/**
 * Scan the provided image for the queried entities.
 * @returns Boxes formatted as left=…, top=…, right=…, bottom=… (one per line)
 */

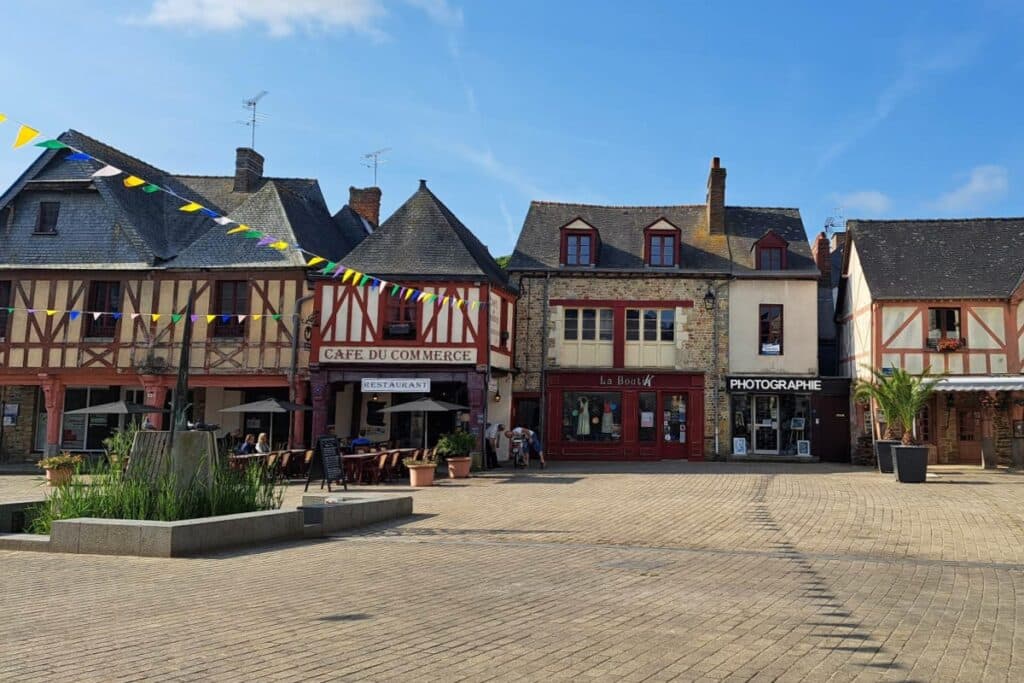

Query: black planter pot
left=875, top=440, right=899, bottom=473
left=893, top=445, right=928, bottom=483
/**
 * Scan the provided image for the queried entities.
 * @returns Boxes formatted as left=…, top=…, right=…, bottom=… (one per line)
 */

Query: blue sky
left=2, top=1, right=1023, bottom=257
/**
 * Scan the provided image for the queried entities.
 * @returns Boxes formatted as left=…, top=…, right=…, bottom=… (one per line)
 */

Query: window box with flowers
left=936, top=337, right=965, bottom=353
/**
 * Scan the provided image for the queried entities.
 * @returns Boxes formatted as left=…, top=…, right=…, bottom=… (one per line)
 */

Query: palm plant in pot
left=854, top=366, right=901, bottom=473
left=859, top=367, right=941, bottom=483
left=434, top=431, right=476, bottom=479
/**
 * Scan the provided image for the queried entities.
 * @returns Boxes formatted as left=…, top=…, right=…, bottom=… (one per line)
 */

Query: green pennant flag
left=271, top=314, right=282, bottom=321
left=320, top=261, right=337, bottom=275
left=35, top=140, right=69, bottom=150
left=141, top=184, right=161, bottom=193
left=390, top=284, right=400, bottom=296
left=243, top=230, right=263, bottom=239
left=5, top=307, right=12, bottom=314
left=171, top=313, right=183, bottom=324
left=358, top=274, right=369, bottom=287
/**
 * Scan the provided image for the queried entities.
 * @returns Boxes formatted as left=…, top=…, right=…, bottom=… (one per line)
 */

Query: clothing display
left=601, top=403, right=613, bottom=433
left=576, top=397, right=590, bottom=436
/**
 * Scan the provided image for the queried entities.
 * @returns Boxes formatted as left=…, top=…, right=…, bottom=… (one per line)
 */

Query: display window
left=730, top=392, right=811, bottom=455
left=562, top=391, right=621, bottom=442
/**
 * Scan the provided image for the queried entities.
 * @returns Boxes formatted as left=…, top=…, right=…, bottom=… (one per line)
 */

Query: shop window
left=213, top=280, right=249, bottom=338
left=759, top=304, right=783, bottom=355
left=927, top=308, right=961, bottom=350
left=563, top=308, right=612, bottom=341
left=731, top=394, right=751, bottom=450
left=60, top=386, right=121, bottom=451
left=664, top=393, right=688, bottom=444
left=562, top=392, right=621, bottom=442
left=85, top=281, right=121, bottom=338
left=0, top=280, right=10, bottom=341
left=384, top=296, right=417, bottom=340
left=638, top=392, right=656, bottom=442
left=35, top=201, right=60, bottom=234
left=626, top=309, right=674, bottom=342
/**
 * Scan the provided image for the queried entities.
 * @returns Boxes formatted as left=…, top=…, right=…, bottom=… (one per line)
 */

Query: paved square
left=2, top=462, right=1023, bottom=682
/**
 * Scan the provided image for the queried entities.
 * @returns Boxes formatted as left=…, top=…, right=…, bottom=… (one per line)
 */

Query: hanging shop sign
left=727, top=376, right=823, bottom=393
left=361, top=378, right=431, bottom=393
left=321, top=346, right=477, bottom=364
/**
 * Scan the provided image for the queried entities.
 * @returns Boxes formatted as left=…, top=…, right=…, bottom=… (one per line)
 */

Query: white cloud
left=405, top=0, right=463, bottom=28
left=833, top=190, right=891, bottom=216
left=449, top=143, right=546, bottom=199
left=138, top=0, right=387, bottom=37
left=934, top=165, right=1009, bottom=212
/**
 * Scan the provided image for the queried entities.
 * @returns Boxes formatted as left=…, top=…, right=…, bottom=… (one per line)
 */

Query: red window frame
left=561, top=227, right=597, bottom=266
left=647, top=234, right=676, bottom=266
left=85, top=281, right=121, bottom=338
left=759, top=304, right=784, bottom=355
left=213, top=280, right=249, bottom=338
left=384, top=296, right=418, bottom=340
left=757, top=247, right=785, bottom=270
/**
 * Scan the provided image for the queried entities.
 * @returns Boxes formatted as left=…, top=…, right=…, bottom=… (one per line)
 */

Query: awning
left=933, top=376, right=1024, bottom=392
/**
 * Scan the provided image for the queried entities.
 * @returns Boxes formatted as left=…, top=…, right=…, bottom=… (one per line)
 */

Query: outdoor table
left=342, top=452, right=379, bottom=484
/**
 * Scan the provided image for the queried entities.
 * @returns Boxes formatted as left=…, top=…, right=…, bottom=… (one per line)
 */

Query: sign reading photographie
left=361, top=378, right=431, bottom=393
left=726, top=376, right=823, bottom=393
left=320, top=346, right=477, bottom=364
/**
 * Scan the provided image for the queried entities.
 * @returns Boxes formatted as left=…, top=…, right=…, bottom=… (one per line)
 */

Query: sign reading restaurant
left=361, top=378, right=431, bottom=392
left=727, top=376, right=823, bottom=392
left=320, top=346, right=478, bottom=364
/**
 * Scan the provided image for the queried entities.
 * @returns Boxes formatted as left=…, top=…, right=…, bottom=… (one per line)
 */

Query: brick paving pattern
left=2, top=462, right=1023, bottom=681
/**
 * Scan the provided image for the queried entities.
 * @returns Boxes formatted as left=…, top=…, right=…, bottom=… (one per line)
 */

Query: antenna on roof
left=241, top=90, right=269, bottom=149
left=824, top=206, right=845, bottom=238
left=362, top=148, right=391, bottom=186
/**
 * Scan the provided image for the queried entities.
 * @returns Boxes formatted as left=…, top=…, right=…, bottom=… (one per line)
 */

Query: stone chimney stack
left=706, top=156, right=726, bottom=235
left=234, top=148, right=264, bottom=193
left=348, top=186, right=382, bottom=227
left=812, top=231, right=832, bottom=283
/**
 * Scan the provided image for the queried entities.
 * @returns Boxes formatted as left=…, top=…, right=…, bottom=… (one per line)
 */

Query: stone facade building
left=509, top=157, right=821, bottom=460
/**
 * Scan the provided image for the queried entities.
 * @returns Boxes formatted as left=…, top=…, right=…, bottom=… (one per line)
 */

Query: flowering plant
left=37, top=452, right=84, bottom=471
left=936, top=338, right=962, bottom=352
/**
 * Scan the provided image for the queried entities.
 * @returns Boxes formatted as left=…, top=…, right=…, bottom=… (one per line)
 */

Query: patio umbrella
left=378, top=398, right=469, bottom=448
left=64, top=401, right=168, bottom=415
left=219, top=398, right=312, bottom=447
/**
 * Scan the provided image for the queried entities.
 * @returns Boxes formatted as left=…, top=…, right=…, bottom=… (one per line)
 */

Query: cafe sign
left=320, top=346, right=478, bottom=365
left=361, top=378, right=431, bottom=393
left=727, top=376, right=822, bottom=393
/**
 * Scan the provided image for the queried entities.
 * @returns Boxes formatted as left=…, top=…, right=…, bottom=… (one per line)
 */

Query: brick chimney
left=349, top=186, right=381, bottom=227
left=811, top=231, right=831, bottom=283
left=234, top=148, right=264, bottom=193
left=706, top=156, right=726, bottom=235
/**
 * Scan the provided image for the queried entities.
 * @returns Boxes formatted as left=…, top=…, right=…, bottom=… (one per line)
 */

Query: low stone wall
left=0, top=493, right=413, bottom=557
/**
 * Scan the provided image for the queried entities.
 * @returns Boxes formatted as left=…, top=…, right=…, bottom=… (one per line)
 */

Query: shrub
left=433, top=431, right=476, bottom=461
left=37, top=452, right=84, bottom=471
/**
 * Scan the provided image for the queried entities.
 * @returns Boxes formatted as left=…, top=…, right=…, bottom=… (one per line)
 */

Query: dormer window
left=644, top=219, right=680, bottom=267
left=560, top=220, right=599, bottom=266
left=35, top=201, right=60, bottom=234
left=752, top=230, right=789, bottom=271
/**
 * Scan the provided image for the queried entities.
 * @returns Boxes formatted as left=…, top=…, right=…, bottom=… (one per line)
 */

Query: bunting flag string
left=0, top=110, right=491, bottom=312
left=0, top=305, right=284, bottom=327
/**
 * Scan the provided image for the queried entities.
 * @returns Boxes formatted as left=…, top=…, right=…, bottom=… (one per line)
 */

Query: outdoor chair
left=264, top=452, right=280, bottom=479
left=299, top=449, right=314, bottom=477
left=411, top=448, right=423, bottom=462
left=388, top=450, right=402, bottom=479
left=278, top=451, right=292, bottom=478
left=374, top=452, right=390, bottom=484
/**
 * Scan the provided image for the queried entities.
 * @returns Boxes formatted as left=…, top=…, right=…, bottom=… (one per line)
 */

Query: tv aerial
left=362, top=148, right=391, bottom=186
left=824, top=206, right=845, bottom=238
left=240, top=91, right=269, bottom=149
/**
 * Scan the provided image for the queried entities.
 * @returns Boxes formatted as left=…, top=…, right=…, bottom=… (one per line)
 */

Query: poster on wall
left=640, top=411, right=654, bottom=428
left=733, top=437, right=748, bottom=455
left=2, top=403, right=18, bottom=426
left=797, top=440, right=811, bottom=456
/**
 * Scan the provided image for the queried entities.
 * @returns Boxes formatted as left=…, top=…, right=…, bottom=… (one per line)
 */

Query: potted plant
left=404, top=452, right=437, bottom=487
left=936, top=338, right=963, bottom=352
left=37, top=452, right=83, bottom=487
left=854, top=366, right=901, bottom=473
left=102, top=423, right=139, bottom=472
left=434, top=431, right=476, bottom=479
left=872, top=367, right=941, bottom=483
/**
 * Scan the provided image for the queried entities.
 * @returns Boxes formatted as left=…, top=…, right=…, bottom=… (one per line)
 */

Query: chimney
left=234, top=147, right=264, bottom=193
left=706, top=156, right=726, bottom=234
left=812, top=231, right=831, bottom=283
left=348, top=186, right=382, bottom=227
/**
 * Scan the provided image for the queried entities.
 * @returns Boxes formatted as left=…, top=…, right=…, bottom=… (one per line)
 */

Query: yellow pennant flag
left=206, top=314, right=217, bottom=324
left=441, top=296, right=449, bottom=306
left=13, top=124, right=39, bottom=148
left=0, top=114, right=7, bottom=124
left=178, top=202, right=204, bottom=213
left=123, top=176, right=146, bottom=188
left=457, top=299, right=464, bottom=309
left=269, top=241, right=288, bottom=250
left=306, top=256, right=325, bottom=267
left=252, top=314, right=262, bottom=321
left=46, top=309, right=57, bottom=316
left=151, top=314, right=160, bottom=322
left=341, top=269, right=355, bottom=284
left=226, top=225, right=249, bottom=235
left=404, top=288, right=414, bottom=301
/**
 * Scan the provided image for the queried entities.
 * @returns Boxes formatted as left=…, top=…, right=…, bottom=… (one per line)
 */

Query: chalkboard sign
left=304, top=436, right=347, bottom=492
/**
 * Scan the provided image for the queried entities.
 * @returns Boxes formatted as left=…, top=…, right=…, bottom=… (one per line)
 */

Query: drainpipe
left=482, top=283, right=491, bottom=464
left=289, top=290, right=314, bottom=447
left=710, top=278, right=730, bottom=460
left=539, top=272, right=551, bottom=447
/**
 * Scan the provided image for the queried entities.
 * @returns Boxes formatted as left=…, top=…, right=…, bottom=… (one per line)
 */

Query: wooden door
left=956, top=408, right=982, bottom=464
left=814, top=395, right=852, bottom=462
left=658, top=391, right=689, bottom=459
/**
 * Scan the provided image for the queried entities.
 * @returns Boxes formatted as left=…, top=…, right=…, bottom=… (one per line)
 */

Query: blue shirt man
left=351, top=432, right=371, bottom=447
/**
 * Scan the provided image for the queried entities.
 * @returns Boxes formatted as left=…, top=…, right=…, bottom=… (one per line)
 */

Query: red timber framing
left=0, top=269, right=311, bottom=455
left=550, top=298, right=694, bottom=368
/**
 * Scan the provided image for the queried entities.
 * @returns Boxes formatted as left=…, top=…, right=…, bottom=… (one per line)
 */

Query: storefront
left=545, top=371, right=705, bottom=460
left=727, top=376, right=823, bottom=457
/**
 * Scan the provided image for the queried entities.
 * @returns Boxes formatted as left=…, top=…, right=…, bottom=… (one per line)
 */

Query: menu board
left=304, top=435, right=347, bottom=492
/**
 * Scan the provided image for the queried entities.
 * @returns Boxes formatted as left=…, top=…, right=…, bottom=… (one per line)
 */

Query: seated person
left=236, top=433, right=256, bottom=454
left=351, top=431, right=371, bottom=448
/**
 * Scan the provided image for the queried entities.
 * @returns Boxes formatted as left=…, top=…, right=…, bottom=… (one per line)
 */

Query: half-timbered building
left=0, top=131, right=370, bottom=457
left=838, top=218, right=1024, bottom=466
left=310, top=180, right=515, bottom=450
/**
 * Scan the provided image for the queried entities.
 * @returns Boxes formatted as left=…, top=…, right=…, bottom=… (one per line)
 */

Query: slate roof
left=0, top=129, right=361, bottom=270
left=846, top=218, right=1024, bottom=299
left=336, top=180, right=511, bottom=288
left=508, top=202, right=817, bottom=276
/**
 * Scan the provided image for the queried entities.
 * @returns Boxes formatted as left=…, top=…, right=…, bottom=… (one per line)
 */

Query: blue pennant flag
left=199, top=208, right=218, bottom=218
left=112, top=312, right=123, bottom=320
left=69, top=311, right=80, bottom=321
left=65, top=152, right=92, bottom=162
left=221, top=315, right=231, bottom=323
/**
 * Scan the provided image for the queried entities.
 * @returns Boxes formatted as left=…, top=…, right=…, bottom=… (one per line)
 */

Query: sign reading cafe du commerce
left=727, top=376, right=823, bottom=392
left=320, top=346, right=478, bottom=364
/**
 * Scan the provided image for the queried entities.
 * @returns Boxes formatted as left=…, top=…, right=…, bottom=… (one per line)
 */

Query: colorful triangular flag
left=358, top=274, right=370, bottom=287
left=252, top=314, right=262, bottom=321
left=220, top=315, right=231, bottom=323
left=171, top=313, right=183, bottom=324
left=271, top=314, right=282, bottom=321
left=256, top=236, right=274, bottom=246
left=391, top=284, right=400, bottom=296
left=0, top=114, right=6, bottom=124
left=178, top=202, right=203, bottom=213
left=142, top=184, right=161, bottom=193
left=341, top=269, right=355, bottom=284
left=46, top=309, right=57, bottom=316
left=319, top=261, right=337, bottom=275
left=65, top=152, right=91, bottom=161
left=242, top=230, right=263, bottom=239
left=269, top=241, right=288, bottom=250
left=123, top=176, right=146, bottom=188
left=199, top=208, right=218, bottom=218
left=131, top=313, right=140, bottom=321
left=69, top=310, right=80, bottom=321
left=226, top=225, right=249, bottom=235
left=214, top=217, right=233, bottom=226
left=190, top=314, right=199, bottom=323
left=151, top=314, right=160, bottom=322
left=13, top=125, right=39, bottom=148
left=112, top=312, right=122, bottom=320
left=92, top=165, right=122, bottom=178
left=35, top=140, right=69, bottom=150
left=306, top=256, right=325, bottom=267
left=206, top=314, right=217, bottom=324
left=237, top=315, right=247, bottom=323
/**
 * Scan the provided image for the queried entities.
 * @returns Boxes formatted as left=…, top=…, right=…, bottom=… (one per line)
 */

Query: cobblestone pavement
left=2, top=462, right=1024, bottom=682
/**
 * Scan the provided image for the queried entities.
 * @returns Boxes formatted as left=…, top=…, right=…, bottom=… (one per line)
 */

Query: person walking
left=485, top=422, right=504, bottom=468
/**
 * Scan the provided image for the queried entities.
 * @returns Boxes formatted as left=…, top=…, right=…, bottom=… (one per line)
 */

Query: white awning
left=933, top=376, right=1024, bottom=392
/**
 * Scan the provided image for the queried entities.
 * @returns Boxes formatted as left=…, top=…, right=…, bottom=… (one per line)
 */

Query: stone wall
left=0, top=386, right=38, bottom=463
left=511, top=272, right=730, bottom=457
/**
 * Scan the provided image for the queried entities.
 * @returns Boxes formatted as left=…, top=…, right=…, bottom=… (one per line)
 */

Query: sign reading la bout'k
left=320, top=346, right=478, bottom=364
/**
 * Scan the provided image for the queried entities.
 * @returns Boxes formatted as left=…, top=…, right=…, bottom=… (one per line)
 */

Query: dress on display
left=576, top=397, right=590, bottom=436
left=601, top=402, right=613, bottom=432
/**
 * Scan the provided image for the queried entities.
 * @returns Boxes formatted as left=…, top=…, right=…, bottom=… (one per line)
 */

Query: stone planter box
left=0, top=493, right=413, bottom=557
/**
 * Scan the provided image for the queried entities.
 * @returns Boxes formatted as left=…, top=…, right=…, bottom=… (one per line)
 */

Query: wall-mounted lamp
left=371, top=393, right=379, bottom=402
left=703, top=286, right=717, bottom=311
left=494, top=387, right=502, bottom=403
